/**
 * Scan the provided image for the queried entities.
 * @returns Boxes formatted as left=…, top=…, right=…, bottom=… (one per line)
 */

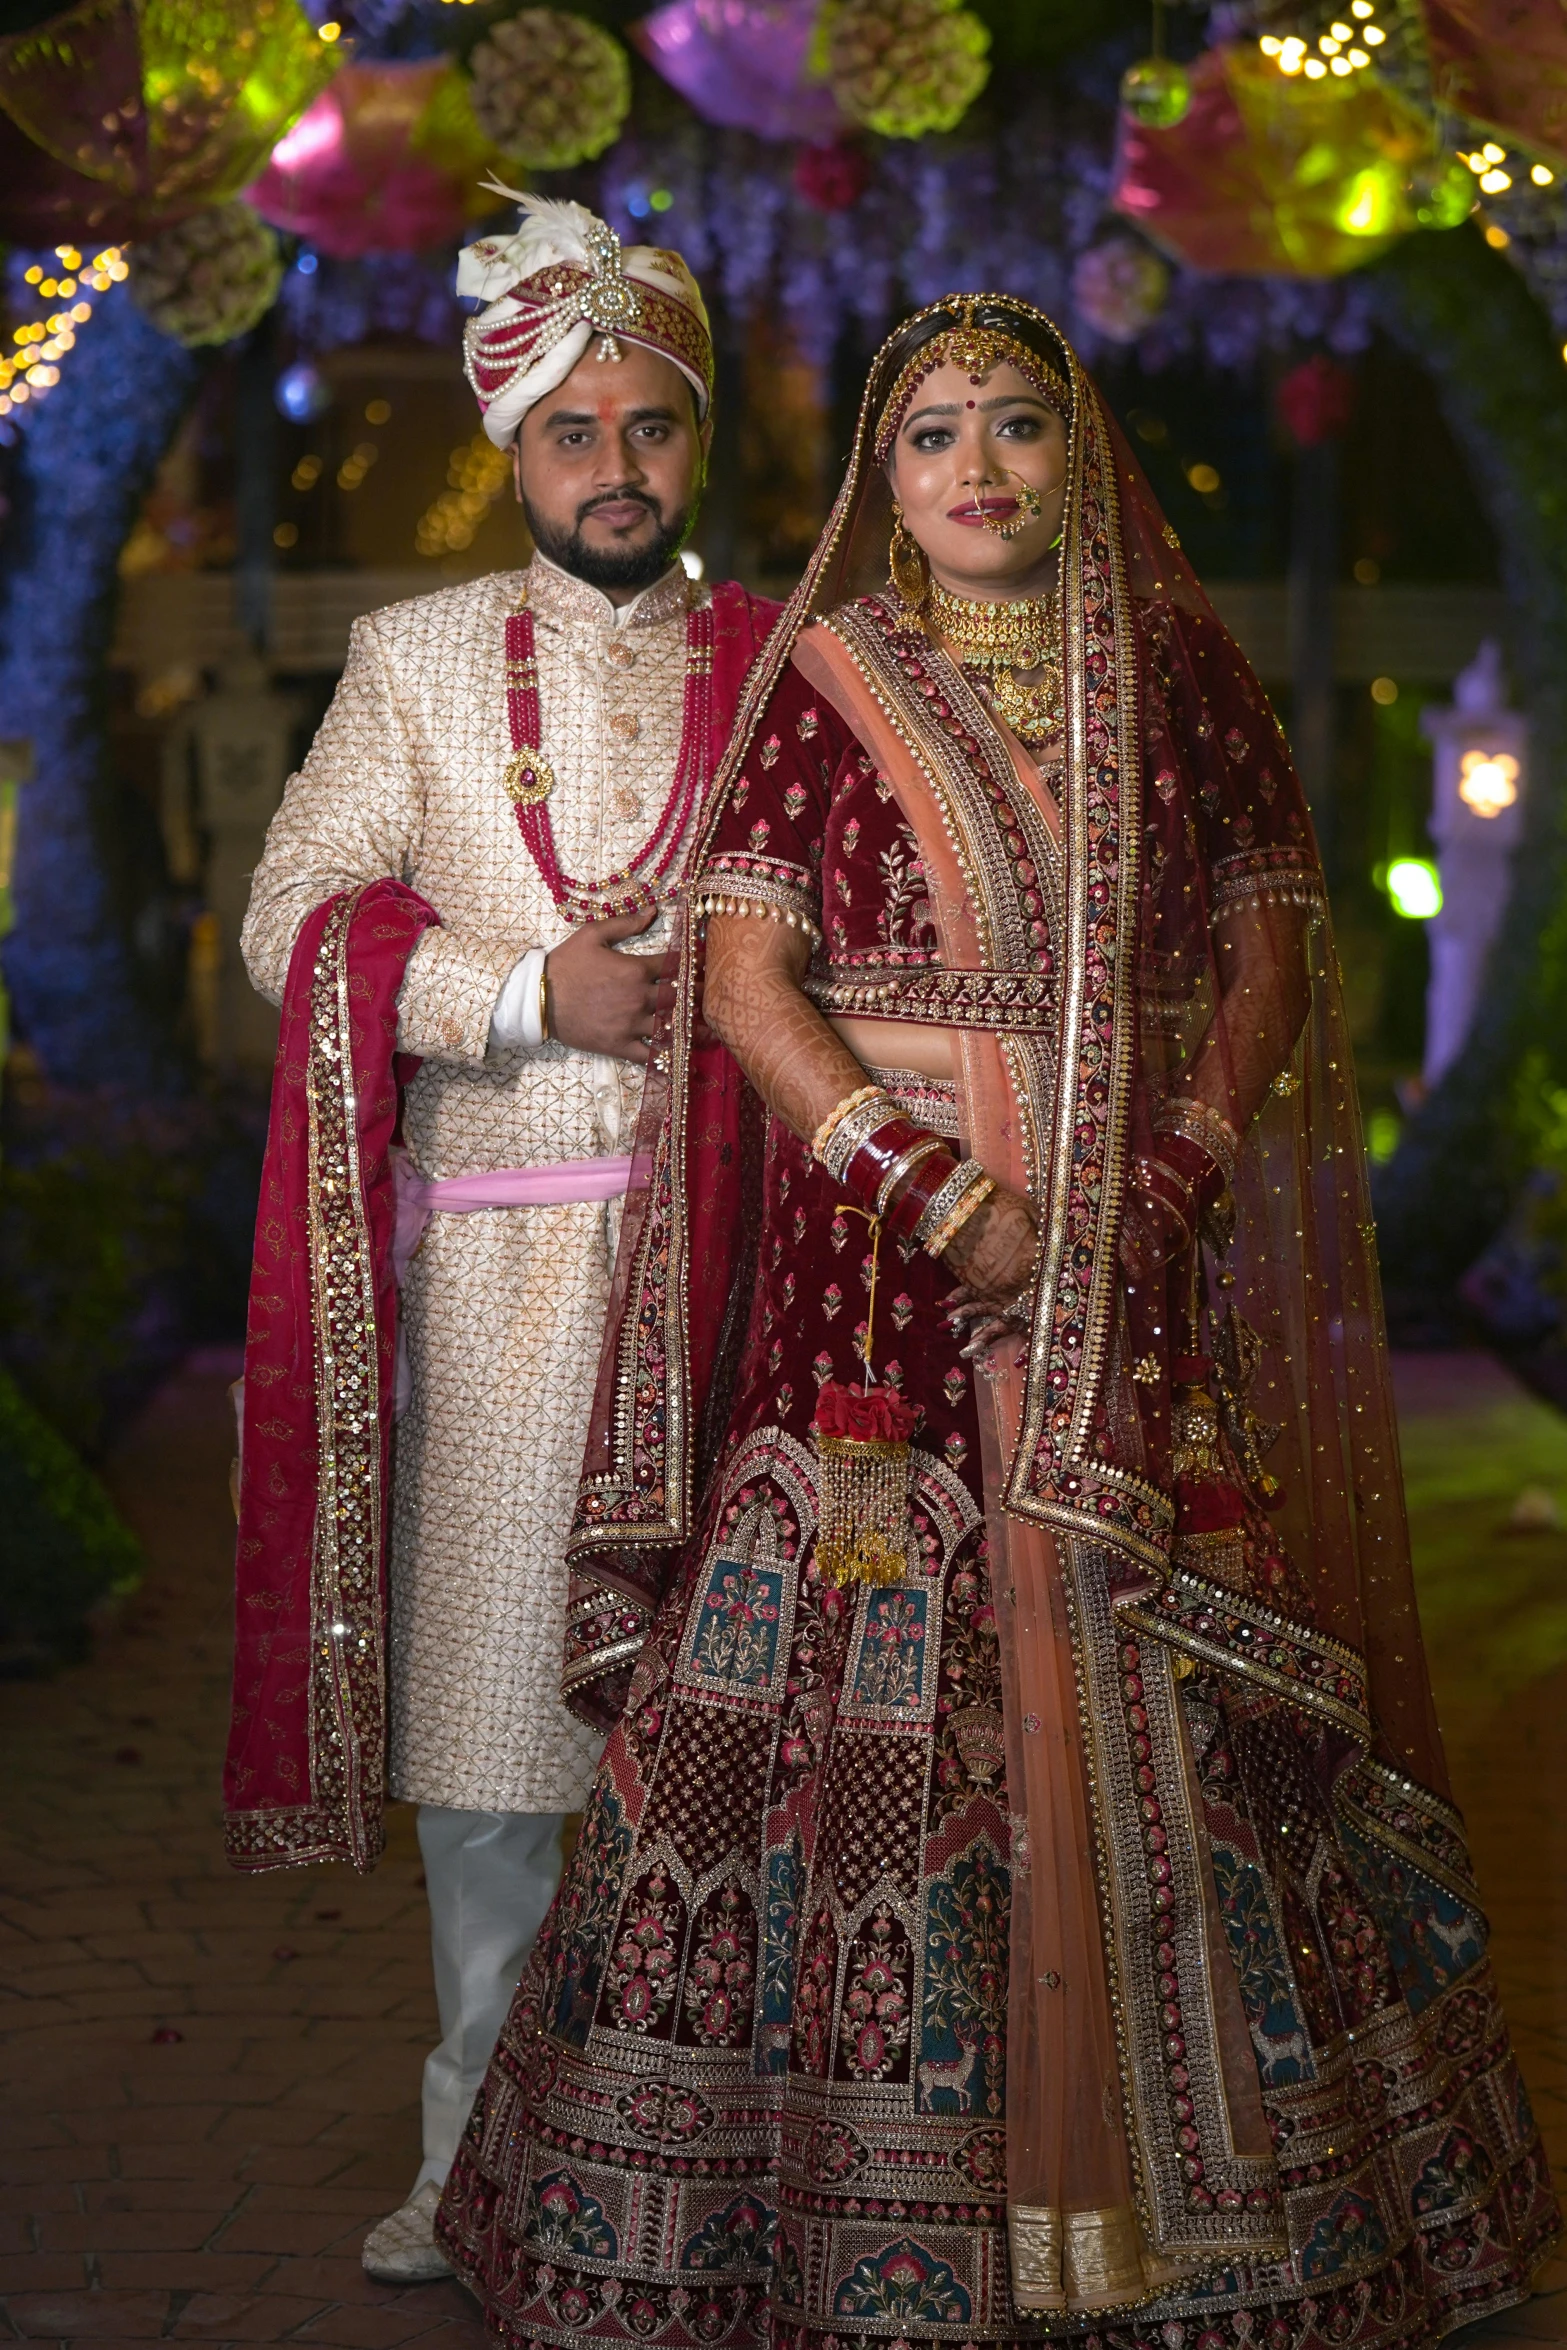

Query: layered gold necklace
left=927, top=578, right=1064, bottom=748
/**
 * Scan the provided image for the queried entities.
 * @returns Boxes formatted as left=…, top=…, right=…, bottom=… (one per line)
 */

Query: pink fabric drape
left=795, top=623, right=1193, bottom=2307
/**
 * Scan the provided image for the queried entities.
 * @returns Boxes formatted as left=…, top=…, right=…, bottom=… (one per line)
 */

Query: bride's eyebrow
left=903, top=393, right=1052, bottom=425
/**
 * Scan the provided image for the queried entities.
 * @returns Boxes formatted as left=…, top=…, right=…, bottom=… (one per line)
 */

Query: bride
left=438, top=295, right=1556, bottom=2348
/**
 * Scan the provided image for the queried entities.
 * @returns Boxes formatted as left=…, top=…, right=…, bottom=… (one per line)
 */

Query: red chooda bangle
left=882, top=1144, right=961, bottom=1241
left=838, top=1117, right=931, bottom=1216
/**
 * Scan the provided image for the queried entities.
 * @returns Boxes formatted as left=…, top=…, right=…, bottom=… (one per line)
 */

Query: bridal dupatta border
left=224, top=880, right=436, bottom=1872
left=563, top=584, right=781, bottom=1723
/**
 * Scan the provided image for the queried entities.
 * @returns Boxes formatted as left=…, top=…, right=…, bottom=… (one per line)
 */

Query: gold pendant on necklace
left=504, top=750, right=556, bottom=807
left=987, top=665, right=1061, bottom=748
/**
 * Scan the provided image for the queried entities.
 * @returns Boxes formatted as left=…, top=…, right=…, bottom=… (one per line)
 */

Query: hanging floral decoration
left=0, top=0, right=338, bottom=242
left=794, top=136, right=872, bottom=213
left=246, top=59, right=498, bottom=259
left=819, top=0, right=990, bottom=142
left=1274, top=352, right=1357, bottom=447
left=128, top=198, right=282, bottom=345
left=634, top=0, right=841, bottom=145
left=1113, top=42, right=1442, bottom=277
left=467, top=9, right=631, bottom=172
left=595, top=97, right=1381, bottom=379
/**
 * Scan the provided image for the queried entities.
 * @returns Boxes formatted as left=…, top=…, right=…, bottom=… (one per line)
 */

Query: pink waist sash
left=390, top=1145, right=634, bottom=1287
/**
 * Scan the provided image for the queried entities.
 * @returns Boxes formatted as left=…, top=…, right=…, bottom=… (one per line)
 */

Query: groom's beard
left=524, top=486, right=692, bottom=594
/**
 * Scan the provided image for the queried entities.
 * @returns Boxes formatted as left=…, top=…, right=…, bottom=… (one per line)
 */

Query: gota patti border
left=1333, top=1753, right=1483, bottom=1910
left=1064, top=1540, right=1288, bottom=2263
left=225, top=889, right=388, bottom=1873
left=1118, top=1564, right=1373, bottom=1742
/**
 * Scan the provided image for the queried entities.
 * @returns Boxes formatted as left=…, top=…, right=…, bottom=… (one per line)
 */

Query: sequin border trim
left=1116, top=1564, right=1372, bottom=1742
left=224, top=888, right=388, bottom=1872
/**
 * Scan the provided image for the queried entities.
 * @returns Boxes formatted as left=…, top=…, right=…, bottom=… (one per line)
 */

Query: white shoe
left=362, top=2179, right=454, bottom=2284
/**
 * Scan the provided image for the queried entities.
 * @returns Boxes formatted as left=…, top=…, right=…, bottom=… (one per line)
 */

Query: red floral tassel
left=811, top=1380, right=919, bottom=1588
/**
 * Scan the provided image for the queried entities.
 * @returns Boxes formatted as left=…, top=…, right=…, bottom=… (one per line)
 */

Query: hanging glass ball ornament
left=1410, top=157, right=1477, bottom=231
left=1119, top=54, right=1191, bottom=129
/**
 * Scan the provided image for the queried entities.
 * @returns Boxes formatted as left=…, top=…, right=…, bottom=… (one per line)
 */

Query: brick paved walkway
left=1, top=1358, right=483, bottom=2346
left=0, top=1351, right=1563, bottom=2345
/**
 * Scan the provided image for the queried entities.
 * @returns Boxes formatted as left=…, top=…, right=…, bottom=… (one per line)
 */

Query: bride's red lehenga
left=438, top=298, right=1557, bottom=2348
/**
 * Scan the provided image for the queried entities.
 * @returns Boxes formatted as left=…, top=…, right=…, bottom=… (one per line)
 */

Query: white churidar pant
left=413, top=1805, right=566, bottom=2193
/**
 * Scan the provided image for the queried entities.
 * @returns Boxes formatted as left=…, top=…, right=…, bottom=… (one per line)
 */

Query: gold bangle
left=924, top=1169, right=997, bottom=1259
left=811, top=1082, right=884, bottom=1165
left=538, top=957, right=551, bottom=1044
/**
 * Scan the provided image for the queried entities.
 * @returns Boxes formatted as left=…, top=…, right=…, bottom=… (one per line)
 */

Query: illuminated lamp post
left=1418, top=639, right=1527, bottom=1088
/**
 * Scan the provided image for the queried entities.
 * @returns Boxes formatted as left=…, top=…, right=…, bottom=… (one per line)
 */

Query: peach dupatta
left=794, top=622, right=1210, bottom=2314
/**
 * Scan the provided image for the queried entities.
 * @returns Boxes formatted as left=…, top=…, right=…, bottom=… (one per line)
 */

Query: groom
left=235, top=198, right=777, bottom=2281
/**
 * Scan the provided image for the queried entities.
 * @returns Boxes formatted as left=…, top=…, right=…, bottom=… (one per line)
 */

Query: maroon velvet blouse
left=694, top=605, right=1318, bottom=1034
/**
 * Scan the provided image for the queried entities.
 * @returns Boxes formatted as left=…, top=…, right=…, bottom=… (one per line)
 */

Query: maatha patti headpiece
left=873, top=296, right=1072, bottom=461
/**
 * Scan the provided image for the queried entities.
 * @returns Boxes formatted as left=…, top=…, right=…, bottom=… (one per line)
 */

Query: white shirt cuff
left=489, top=945, right=549, bottom=1052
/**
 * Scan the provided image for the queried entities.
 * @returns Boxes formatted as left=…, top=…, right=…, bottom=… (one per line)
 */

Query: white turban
left=458, top=186, right=714, bottom=449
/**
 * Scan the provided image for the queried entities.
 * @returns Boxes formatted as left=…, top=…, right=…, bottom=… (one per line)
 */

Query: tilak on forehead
left=458, top=185, right=715, bottom=450
left=873, top=298, right=1073, bottom=463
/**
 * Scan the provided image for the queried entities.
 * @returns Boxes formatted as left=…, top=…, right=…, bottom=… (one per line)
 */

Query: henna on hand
left=545, top=903, right=677, bottom=1065
left=702, top=912, right=867, bottom=1139
left=944, top=1286, right=1029, bottom=1362
left=939, top=1183, right=1037, bottom=1307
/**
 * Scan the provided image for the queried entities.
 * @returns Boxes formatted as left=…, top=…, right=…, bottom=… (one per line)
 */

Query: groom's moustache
left=577, top=487, right=662, bottom=527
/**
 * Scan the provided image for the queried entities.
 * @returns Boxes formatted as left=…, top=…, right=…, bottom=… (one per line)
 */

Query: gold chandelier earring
left=889, top=498, right=929, bottom=612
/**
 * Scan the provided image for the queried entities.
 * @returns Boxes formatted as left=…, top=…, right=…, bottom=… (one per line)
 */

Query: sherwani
left=242, top=552, right=702, bottom=1815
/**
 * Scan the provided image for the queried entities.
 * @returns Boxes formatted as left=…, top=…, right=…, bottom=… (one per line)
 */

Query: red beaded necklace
left=503, top=580, right=714, bottom=925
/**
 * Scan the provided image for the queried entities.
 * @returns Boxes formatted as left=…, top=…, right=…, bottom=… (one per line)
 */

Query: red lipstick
left=947, top=496, right=1019, bottom=527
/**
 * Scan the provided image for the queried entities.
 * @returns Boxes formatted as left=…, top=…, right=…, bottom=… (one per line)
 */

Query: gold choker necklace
left=926, top=579, right=1063, bottom=748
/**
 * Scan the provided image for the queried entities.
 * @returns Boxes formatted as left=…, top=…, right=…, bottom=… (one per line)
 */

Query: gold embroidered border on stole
left=301, top=888, right=388, bottom=1870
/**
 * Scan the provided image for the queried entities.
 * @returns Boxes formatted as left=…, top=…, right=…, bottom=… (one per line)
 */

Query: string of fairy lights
left=1259, top=2, right=1386, bottom=79
left=1255, top=4, right=1554, bottom=190
left=1254, top=4, right=1565, bottom=338
left=0, top=244, right=129, bottom=426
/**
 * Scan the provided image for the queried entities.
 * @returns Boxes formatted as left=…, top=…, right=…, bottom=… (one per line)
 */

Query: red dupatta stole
left=224, top=880, right=435, bottom=1872
left=568, top=302, right=1555, bottom=2314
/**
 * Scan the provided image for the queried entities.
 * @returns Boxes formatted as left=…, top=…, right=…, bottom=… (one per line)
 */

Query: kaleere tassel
left=811, top=1379, right=919, bottom=1587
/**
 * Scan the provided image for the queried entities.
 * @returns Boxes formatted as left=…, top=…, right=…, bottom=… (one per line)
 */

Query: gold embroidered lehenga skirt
left=437, top=1108, right=1553, bottom=2350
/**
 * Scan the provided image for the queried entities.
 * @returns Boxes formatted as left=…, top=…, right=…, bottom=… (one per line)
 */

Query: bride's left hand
left=944, top=1283, right=1030, bottom=1362
left=1118, top=1191, right=1190, bottom=1283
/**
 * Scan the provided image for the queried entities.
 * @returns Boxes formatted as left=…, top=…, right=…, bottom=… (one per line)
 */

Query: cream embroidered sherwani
left=242, top=553, right=701, bottom=1813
